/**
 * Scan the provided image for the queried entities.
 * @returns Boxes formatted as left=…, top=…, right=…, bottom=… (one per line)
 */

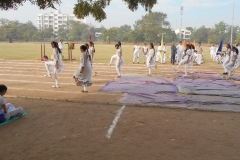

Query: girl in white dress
left=226, top=46, right=238, bottom=78
left=174, top=44, right=192, bottom=76
left=146, top=43, right=156, bottom=75
left=115, top=44, right=124, bottom=78
left=234, top=46, right=240, bottom=69
left=133, top=43, right=140, bottom=64
left=44, top=41, right=64, bottom=88
left=73, top=45, right=92, bottom=93
left=189, top=44, right=195, bottom=73
left=110, top=41, right=122, bottom=65
left=89, top=42, right=97, bottom=76
left=209, top=44, right=216, bottom=60
left=222, top=44, right=231, bottom=75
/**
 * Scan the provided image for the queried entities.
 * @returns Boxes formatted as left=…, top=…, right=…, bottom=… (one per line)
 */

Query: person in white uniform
left=110, top=41, right=122, bottom=65
left=146, top=43, right=156, bottom=75
left=142, top=43, right=148, bottom=64
left=189, top=44, right=195, bottom=73
left=162, top=43, right=167, bottom=63
left=209, top=44, right=216, bottom=60
left=222, top=44, right=231, bottom=75
left=115, top=44, right=124, bottom=78
left=226, top=46, right=238, bottom=78
left=73, top=45, right=92, bottom=93
left=237, top=43, right=240, bottom=53
left=44, top=41, right=65, bottom=88
left=195, top=42, right=204, bottom=65
left=174, top=44, right=192, bottom=76
left=176, top=41, right=184, bottom=64
left=133, top=43, right=141, bottom=64
left=156, top=43, right=161, bottom=64
left=234, top=45, right=240, bottom=69
left=89, top=41, right=97, bottom=76
left=58, top=39, right=64, bottom=53
left=0, top=84, right=23, bottom=120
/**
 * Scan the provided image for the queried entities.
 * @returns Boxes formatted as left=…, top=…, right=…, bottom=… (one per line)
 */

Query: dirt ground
left=1, top=60, right=240, bottom=160
left=1, top=98, right=240, bottom=160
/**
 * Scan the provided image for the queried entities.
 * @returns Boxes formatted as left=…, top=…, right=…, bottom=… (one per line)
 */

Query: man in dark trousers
left=171, top=42, right=177, bottom=65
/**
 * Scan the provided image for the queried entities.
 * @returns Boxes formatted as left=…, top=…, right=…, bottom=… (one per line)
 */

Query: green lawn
left=0, top=43, right=213, bottom=64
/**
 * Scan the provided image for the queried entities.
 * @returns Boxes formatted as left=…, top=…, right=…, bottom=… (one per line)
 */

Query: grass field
left=0, top=42, right=213, bottom=64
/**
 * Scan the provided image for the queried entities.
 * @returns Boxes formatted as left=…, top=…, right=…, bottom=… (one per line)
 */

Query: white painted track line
left=0, top=79, right=104, bottom=86
left=106, top=105, right=126, bottom=139
left=8, top=87, right=120, bottom=95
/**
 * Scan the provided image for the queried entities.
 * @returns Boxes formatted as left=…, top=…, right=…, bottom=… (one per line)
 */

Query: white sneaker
left=52, top=84, right=60, bottom=88
left=183, top=74, right=188, bottom=77
left=44, top=74, right=51, bottom=78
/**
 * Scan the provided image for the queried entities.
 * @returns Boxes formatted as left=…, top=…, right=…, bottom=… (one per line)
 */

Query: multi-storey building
left=175, top=28, right=192, bottom=40
left=37, top=9, right=86, bottom=33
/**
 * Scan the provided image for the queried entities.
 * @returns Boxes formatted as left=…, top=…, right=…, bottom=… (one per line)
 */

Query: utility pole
left=230, top=0, right=235, bottom=46
left=180, top=6, right=184, bottom=40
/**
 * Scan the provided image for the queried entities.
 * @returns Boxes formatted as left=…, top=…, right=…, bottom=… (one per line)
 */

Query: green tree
left=133, top=12, right=172, bottom=42
left=186, top=27, right=194, bottom=32
left=73, top=0, right=157, bottom=22
left=68, top=21, right=90, bottom=41
left=0, top=0, right=60, bottom=10
left=0, top=20, right=20, bottom=42
left=18, top=21, right=38, bottom=42
left=101, top=27, right=119, bottom=43
left=209, top=21, right=228, bottom=43
left=190, top=26, right=209, bottom=43
left=57, top=25, right=68, bottom=40
left=1, top=0, right=157, bottom=22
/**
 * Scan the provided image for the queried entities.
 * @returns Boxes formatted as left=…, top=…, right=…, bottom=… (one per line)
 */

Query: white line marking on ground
left=8, top=87, right=119, bottom=95
left=106, top=105, right=126, bottom=139
left=0, top=74, right=113, bottom=81
left=0, top=70, right=119, bottom=76
left=0, top=79, right=104, bottom=86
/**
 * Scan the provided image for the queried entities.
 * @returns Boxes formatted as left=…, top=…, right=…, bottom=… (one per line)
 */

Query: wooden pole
left=44, top=43, right=46, bottom=56
left=68, top=43, right=70, bottom=60
left=41, top=44, right=42, bottom=60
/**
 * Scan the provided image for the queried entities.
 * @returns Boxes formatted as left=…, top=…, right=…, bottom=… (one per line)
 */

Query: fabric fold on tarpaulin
left=175, top=79, right=240, bottom=97
left=119, top=93, right=240, bottom=111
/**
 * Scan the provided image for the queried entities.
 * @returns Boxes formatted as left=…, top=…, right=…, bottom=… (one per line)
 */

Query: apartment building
left=37, top=9, right=86, bottom=33
left=175, top=28, right=192, bottom=40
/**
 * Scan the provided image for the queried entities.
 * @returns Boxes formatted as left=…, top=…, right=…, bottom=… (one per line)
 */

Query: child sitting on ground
left=0, top=84, right=23, bottom=121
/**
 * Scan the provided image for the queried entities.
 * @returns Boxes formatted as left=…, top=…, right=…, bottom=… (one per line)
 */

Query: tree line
left=0, top=12, right=239, bottom=44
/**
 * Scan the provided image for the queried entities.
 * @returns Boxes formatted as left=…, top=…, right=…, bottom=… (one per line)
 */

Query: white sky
left=0, top=0, right=239, bottom=29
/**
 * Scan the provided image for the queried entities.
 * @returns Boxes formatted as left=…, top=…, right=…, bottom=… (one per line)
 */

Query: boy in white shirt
left=0, top=84, right=23, bottom=120
left=133, top=43, right=141, bottom=64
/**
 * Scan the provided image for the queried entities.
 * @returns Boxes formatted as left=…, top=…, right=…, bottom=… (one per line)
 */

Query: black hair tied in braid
left=51, top=41, right=62, bottom=54
left=150, top=43, right=155, bottom=57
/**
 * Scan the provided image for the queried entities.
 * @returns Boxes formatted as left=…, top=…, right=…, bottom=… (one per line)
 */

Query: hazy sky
left=0, top=0, right=239, bottom=29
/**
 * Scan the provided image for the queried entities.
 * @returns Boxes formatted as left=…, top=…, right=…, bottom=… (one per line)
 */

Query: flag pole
left=230, top=0, right=235, bottom=46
